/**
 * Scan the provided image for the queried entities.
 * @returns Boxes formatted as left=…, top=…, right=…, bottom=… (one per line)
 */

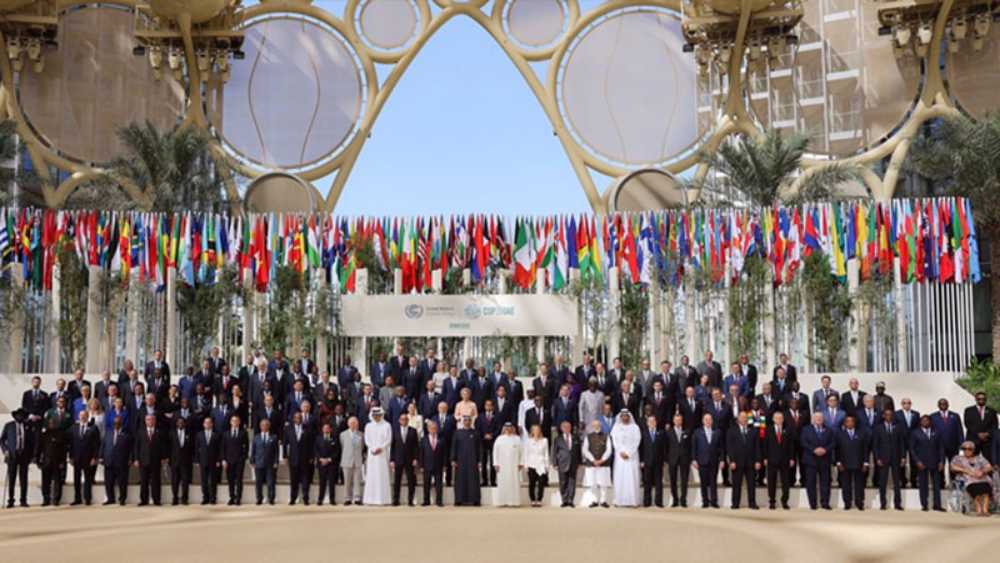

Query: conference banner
left=339, top=294, right=579, bottom=337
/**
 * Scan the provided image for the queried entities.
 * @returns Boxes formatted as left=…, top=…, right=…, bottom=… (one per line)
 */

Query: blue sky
left=245, top=0, right=602, bottom=215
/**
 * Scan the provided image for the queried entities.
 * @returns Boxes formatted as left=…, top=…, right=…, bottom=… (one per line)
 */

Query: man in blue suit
left=820, top=394, right=846, bottom=431
left=99, top=417, right=132, bottom=505
left=800, top=412, right=835, bottom=510
left=692, top=413, right=722, bottom=508
left=722, top=363, right=750, bottom=399
left=910, top=415, right=945, bottom=511
left=387, top=386, right=409, bottom=426
left=551, top=384, right=578, bottom=431
left=834, top=415, right=869, bottom=510
left=252, top=419, right=279, bottom=505
left=440, top=367, right=464, bottom=412
left=811, top=375, right=839, bottom=413
left=929, top=398, right=963, bottom=483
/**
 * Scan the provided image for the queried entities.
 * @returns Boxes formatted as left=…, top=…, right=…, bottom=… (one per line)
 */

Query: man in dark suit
left=773, top=353, right=797, bottom=386
left=533, top=362, right=558, bottom=410
left=67, top=369, right=91, bottom=404
left=252, top=395, right=283, bottom=439
left=195, top=417, right=222, bottom=505
left=737, top=354, right=758, bottom=397
left=336, top=355, right=358, bottom=390
left=762, top=411, right=795, bottom=510
left=283, top=412, right=315, bottom=505
left=133, top=414, right=165, bottom=506
left=640, top=415, right=665, bottom=507
left=840, top=377, right=866, bottom=416
left=477, top=400, right=502, bottom=486
left=144, top=349, right=171, bottom=381
left=402, top=356, right=423, bottom=400
left=574, top=353, right=596, bottom=394
left=800, top=412, right=834, bottom=510
left=314, top=422, right=340, bottom=506
left=221, top=415, right=249, bottom=505
left=872, top=408, right=906, bottom=510
left=100, top=418, right=131, bottom=505
left=910, top=415, right=945, bottom=511
left=391, top=413, right=419, bottom=506
left=20, top=376, right=50, bottom=431
left=421, top=419, right=447, bottom=506
left=168, top=416, right=194, bottom=505
left=523, top=396, right=551, bottom=438
left=370, top=352, right=390, bottom=391
left=696, top=351, right=722, bottom=390
left=493, top=385, right=515, bottom=426
left=551, top=420, right=580, bottom=507
left=252, top=419, right=279, bottom=505
left=664, top=413, right=691, bottom=507
left=646, top=380, right=672, bottom=429
left=93, top=371, right=117, bottom=404
left=755, top=383, right=781, bottom=418
left=614, top=380, right=643, bottom=420
left=2, top=409, right=35, bottom=508
left=726, top=411, right=760, bottom=509
left=930, top=398, right=964, bottom=482
left=692, top=413, right=722, bottom=508
left=834, top=415, right=869, bottom=510
left=418, top=380, right=442, bottom=420
left=549, top=355, right=572, bottom=391
left=894, top=398, right=920, bottom=488
left=551, top=384, right=578, bottom=431
left=964, top=392, right=998, bottom=462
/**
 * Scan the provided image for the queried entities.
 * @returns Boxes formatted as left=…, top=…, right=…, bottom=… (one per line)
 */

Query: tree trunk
left=991, top=229, right=1000, bottom=362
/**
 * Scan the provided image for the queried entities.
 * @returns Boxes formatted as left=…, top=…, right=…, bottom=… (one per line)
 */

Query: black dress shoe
left=20, top=501, right=30, bottom=508
left=153, top=502, right=162, bottom=506
left=590, top=502, right=599, bottom=508
left=268, top=500, right=275, bottom=505
left=5, top=501, right=13, bottom=508
left=749, top=505, right=759, bottom=510
left=670, top=501, right=679, bottom=508
left=172, top=499, right=179, bottom=506
left=711, top=502, right=720, bottom=509
left=601, top=503, right=610, bottom=508
left=436, top=502, right=444, bottom=507
left=71, top=500, right=82, bottom=506
left=118, top=500, right=126, bottom=506
left=731, top=506, right=740, bottom=510
left=344, top=501, right=352, bottom=506
left=821, top=505, right=832, bottom=510
left=782, top=503, right=790, bottom=510
left=137, top=501, right=148, bottom=507
left=768, top=503, right=776, bottom=510
left=421, top=502, right=430, bottom=507
left=201, top=500, right=209, bottom=506
left=303, top=500, right=310, bottom=506
left=103, top=500, right=115, bottom=506
left=933, top=507, right=946, bottom=512
left=256, top=500, right=263, bottom=505
left=655, top=503, right=664, bottom=508
left=680, top=501, right=687, bottom=508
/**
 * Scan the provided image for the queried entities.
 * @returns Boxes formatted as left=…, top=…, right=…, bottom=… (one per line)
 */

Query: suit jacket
left=195, top=430, right=222, bottom=467
left=705, top=400, right=732, bottom=432
left=963, top=405, right=998, bottom=445
left=523, top=407, right=551, bottom=434
left=251, top=433, right=279, bottom=469
left=551, top=431, right=580, bottom=473
left=811, top=388, right=840, bottom=413
left=820, top=407, right=846, bottom=431
left=772, top=364, right=798, bottom=385
left=100, top=430, right=131, bottom=467
left=833, top=428, right=869, bottom=469
left=369, top=362, right=390, bottom=388
left=726, top=425, right=759, bottom=467
left=418, top=392, right=442, bottom=420
left=840, top=390, right=867, bottom=415
left=69, top=423, right=101, bottom=466
left=133, top=427, right=165, bottom=466
left=476, top=411, right=503, bottom=442
left=282, top=424, right=315, bottom=465
left=339, top=429, right=365, bottom=468
left=640, top=428, right=666, bottom=467
left=799, top=424, right=835, bottom=466
left=391, top=425, right=419, bottom=465
left=740, top=364, right=758, bottom=395
left=664, top=426, right=692, bottom=465
left=532, top=375, right=558, bottom=409
left=440, top=377, right=464, bottom=409
left=856, top=407, right=880, bottom=433
left=929, top=410, right=964, bottom=453
left=20, top=388, right=51, bottom=419
left=168, top=429, right=194, bottom=467
left=221, top=429, right=249, bottom=464
left=551, top=396, right=578, bottom=428
left=909, top=428, right=945, bottom=468
left=1, top=421, right=36, bottom=459
left=872, top=422, right=907, bottom=466
left=696, top=361, right=722, bottom=389
left=420, top=434, right=447, bottom=471
left=894, top=409, right=921, bottom=439
left=613, top=391, right=643, bottom=420
left=144, top=360, right=171, bottom=380
left=692, top=427, right=722, bottom=466
left=313, top=433, right=341, bottom=463
left=762, top=424, right=795, bottom=466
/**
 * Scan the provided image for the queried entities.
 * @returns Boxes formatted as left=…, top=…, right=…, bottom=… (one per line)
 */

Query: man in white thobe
left=362, top=408, right=392, bottom=505
left=492, top=423, right=523, bottom=507
left=582, top=420, right=612, bottom=507
left=610, top=410, right=641, bottom=507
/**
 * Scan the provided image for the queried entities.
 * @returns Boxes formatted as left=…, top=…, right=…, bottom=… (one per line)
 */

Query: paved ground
left=1, top=505, right=998, bottom=563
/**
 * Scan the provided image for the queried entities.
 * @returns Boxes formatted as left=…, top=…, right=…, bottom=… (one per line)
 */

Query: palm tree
left=695, top=129, right=863, bottom=207
left=75, top=121, right=232, bottom=212
left=908, top=112, right=1000, bottom=360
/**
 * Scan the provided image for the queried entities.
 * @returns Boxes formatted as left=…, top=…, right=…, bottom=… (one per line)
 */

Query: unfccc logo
left=464, top=304, right=482, bottom=319
left=404, top=304, right=424, bottom=319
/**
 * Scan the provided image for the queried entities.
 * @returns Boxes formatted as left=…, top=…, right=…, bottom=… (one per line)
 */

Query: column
left=893, top=257, right=908, bottom=372
left=315, top=274, right=328, bottom=375
left=165, top=268, right=178, bottom=370
left=536, top=272, right=546, bottom=363
left=763, top=285, right=776, bottom=370
left=125, top=270, right=140, bottom=363
left=85, top=265, right=102, bottom=373
left=607, top=267, right=620, bottom=362
left=847, top=258, right=861, bottom=372
left=357, top=268, right=369, bottom=369
left=241, top=276, right=255, bottom=365
left=5, top=268, right=26, bottom=374
left=570, top=269, right=584, bottom=361
left=684, top=286, right=698, bottom=361
left=46, top=263, right=61, bottom=373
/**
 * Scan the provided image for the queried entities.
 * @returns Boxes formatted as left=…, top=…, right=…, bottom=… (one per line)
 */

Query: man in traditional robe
left=362, top=408, right=392, bottom=506
left=582, top=420, right=612, bottom=508
left=492, top=423, right=523, bottom=507
left=451, top=416, right=481, bottom=506
left=610, top=410, right=641, bottom=507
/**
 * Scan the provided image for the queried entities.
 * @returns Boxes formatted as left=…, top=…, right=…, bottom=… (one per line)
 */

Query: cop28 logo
left=464, top=304, right=482, bottom=319
left=404, top=304, right=424, bottom=319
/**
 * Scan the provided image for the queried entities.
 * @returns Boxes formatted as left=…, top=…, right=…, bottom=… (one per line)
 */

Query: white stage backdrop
left=339, top=294, right=579, bottom=337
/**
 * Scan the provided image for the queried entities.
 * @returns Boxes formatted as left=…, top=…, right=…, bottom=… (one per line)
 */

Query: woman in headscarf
left=610, top=410, right=641, bottom=507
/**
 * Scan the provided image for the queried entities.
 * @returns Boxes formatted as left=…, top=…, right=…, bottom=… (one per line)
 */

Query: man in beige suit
left=340, top=416, right=365, bottom=505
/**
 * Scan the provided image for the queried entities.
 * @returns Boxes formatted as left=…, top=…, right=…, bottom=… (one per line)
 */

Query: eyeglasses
left=961, top=447, right=974, bottom=451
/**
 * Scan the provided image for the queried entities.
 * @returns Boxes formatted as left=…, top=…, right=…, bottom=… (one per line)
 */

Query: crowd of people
left=2, top=347, right=998, bottom=516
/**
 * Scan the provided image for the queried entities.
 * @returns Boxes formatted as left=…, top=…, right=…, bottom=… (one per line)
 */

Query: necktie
left=148, top=428, right=153, bottom=440
left=179, top=432, right=184, bottom=447
left=650, top=430, right=655, bottom=442
left=741, top=427, right=746, bottom=438
left=925, top=429, right=930, bottom=439
left=16, top=424, right=22, bottom=451
left=113, top=431, right=118, bottom=446
left=565, top=435, right=570, bottom=449
left=431, top=435, right=437, bottom=449
left=776, top=428, right=782, bottom=443
left=848, top=430, right=854, bottom=439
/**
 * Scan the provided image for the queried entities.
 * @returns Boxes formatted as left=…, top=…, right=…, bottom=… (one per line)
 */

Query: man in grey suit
left=251, top=419, right=279, bottom=505
left=340, top=416, right=365, bottom=505
left=551, top=420, right=580, bottom=507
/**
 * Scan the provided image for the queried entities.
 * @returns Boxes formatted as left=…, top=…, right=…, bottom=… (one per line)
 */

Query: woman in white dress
left=524, top=424, right=550, bottom=507
left=492, top=423, right=523, bottom=507
left=610, top=410, right=641, bottom=507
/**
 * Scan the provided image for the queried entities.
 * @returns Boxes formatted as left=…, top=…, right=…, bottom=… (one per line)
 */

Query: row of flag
left=0, top=198, right=981, bottom=294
